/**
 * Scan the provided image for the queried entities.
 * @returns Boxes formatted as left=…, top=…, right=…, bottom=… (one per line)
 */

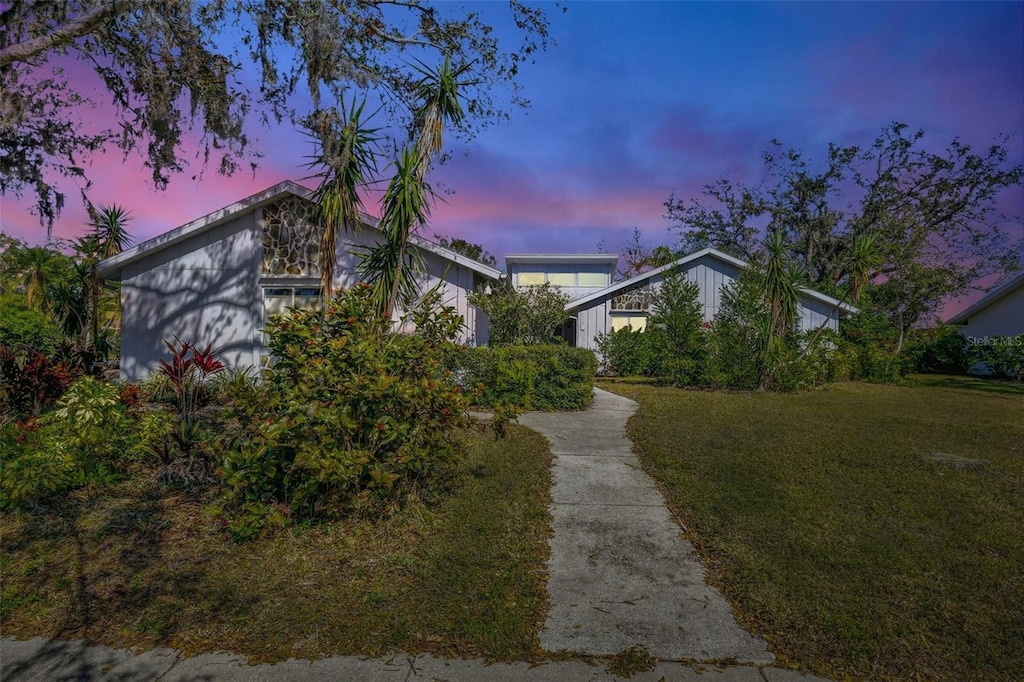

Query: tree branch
left=0, top=2, right=126, bottom=68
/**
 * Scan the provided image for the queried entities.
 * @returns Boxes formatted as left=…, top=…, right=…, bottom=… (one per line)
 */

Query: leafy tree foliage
left=433, top=235, right=497, bottom=266
left=468, top=281, right=570, bottom=346
left=1, top=0, right=554, bottom=236
left=602, top=227, right=677, bottom=280
left=666, top=123, right=1023, bottom=344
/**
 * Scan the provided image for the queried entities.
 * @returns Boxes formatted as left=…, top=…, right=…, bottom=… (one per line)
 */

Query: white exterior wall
left=119, top=207, right=490, bottom=381
left=570, top=255, right=841, bottom=351
left=120, top=213, right=262, bottom=382
left=956, top=284, right=1024, bottom=339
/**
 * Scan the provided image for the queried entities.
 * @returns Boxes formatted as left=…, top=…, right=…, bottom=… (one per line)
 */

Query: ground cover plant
left=0, top=425, right=553, bottom=662
left=600, top=376, right=1024, bottom=681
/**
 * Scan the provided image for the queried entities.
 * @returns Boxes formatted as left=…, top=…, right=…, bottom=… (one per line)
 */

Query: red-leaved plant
left=155, top=337, right=224, bottom=481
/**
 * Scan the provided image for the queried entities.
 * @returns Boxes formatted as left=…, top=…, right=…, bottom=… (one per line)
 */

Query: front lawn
left=601, top=376, right=1024, bottom=681
left=0, top=426, right=552, bottom=663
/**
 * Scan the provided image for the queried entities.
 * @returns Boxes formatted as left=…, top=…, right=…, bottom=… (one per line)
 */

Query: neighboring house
left=98, top=181, right=502, bottom=381
left=945, top=272, right=1024, bottom=339
left=513, top=248, right=857, bottom=351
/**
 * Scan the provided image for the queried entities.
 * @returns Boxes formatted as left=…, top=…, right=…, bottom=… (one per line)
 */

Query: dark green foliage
left=469, top=282, right=570, bottom=346
left=595, top=273, right=708, bottom=385
left=0, top=294, right=62, bottom=353
left=646, top=274, right=709, bottom=386
left=433, top=235, right=497, bottom=266
left=706, top=268, right=769, bottom=390
left=906, top=326, right=968, bottom=374
left=596, top=327, right=659, bottom=377
left=968, top=336, right=1024, bottom=381
left=455, top=344, right=597, bottom=410
left=216, top=285, right=470, bottom=538
left=833, top=305, right=909, bottom=383
left=0, top=377, right=131, bottom=509
left=0, top=344, right=83, bottom=419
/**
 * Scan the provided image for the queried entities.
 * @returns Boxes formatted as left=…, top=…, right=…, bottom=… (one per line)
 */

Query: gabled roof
left=945, top=272, right=1024, bottom=325
left=565, top=247, right=859, bottom=315
left=97, top=180, right=503, bottom=281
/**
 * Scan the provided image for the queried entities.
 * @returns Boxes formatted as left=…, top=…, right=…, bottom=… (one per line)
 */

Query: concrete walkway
left=519, top=388, right=773, bottom=663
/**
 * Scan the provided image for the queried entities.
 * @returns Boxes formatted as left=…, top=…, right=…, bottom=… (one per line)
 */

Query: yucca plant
left=303, top=100, right=381, bottom=297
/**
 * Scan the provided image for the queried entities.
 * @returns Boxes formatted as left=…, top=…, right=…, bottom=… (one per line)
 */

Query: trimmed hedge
left=455, top=344, right=598, bottom=411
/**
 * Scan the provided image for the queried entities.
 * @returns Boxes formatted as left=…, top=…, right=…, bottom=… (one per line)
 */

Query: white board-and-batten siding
left=118, top=209, right=485, bottom=382
left=570, top=255, right=841, bottom=352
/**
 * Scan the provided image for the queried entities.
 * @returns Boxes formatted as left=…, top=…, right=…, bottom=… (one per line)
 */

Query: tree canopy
left=665, top=123, right=1023, bottom=336
left=0, top=0, right=554, bottom=237
left=433, top=235, right=497, bottom=266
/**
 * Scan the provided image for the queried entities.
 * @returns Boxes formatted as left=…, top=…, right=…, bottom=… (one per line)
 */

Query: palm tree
left=304, top=100, right=380, bottom=298
left=358, top=146, right=432, bottom=319
left=758, top=229, right=802, bottom=391
left=363, top=56, right=467, bottom=319
left=82, top=203, right=133, bottom=350
left=12, top=246, right=67, bottom=310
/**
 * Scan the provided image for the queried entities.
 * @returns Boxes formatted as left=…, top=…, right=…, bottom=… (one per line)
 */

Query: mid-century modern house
left=99, top=181, right=857, bottom=381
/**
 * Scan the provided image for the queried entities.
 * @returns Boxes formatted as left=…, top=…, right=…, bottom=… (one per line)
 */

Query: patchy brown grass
left=600, top=376, right=1024, bottom=681
left=0, top=426, right=552, bottom=663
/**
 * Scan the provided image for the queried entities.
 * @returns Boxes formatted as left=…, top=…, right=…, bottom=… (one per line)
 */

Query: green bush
left=0, top=345, right=84, bottom=420
left=0, top=377, right=130, bottom=508
left=468, top=282, right=570, bottom=345
left=596, top=327, right=658, bottom=376
left=215, top=285, right=470, bottom=538
left=0, top=295, right=63, bottom=353
left=455, top=344, right=597, bottom=410
left=968, top=336, right=1024, bottom=380
left=906, top=325, right=968, bottom=374
left=835, top=307, right=910, bottom=383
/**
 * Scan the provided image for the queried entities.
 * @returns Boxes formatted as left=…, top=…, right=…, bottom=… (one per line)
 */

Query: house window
left=263, top=286, right=324, bottom=318
left=611, top=287, right=651, bottom=311
left=611, top=315, right=648, bottom=332
left=577, top=272, right=607, bottom=287
left=517, top=272, right=545, bottom=286
left=547, top=272, right=576, bottom=287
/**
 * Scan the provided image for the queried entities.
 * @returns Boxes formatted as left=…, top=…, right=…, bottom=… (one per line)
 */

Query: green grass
left=600, top=376, right=1024, bottom=681
left=0, top=426, right=552, bottom=662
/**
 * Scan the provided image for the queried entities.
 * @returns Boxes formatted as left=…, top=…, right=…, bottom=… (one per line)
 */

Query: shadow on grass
left=0, top=479, right=246, bottom=656
left=905, top=373, right=1024, bottom=397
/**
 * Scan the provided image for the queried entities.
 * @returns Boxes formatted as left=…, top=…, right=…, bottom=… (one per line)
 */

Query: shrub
left=906, top=325, right=968, bottom=374
left=595, top=274, right=709, bottom=385
left=150, top=337, right=225, bottom=484
left=0, top=377, right=130, bottom=509
left=469, top=282, right=570, bottom=345
left=835, top=307, right=910, bottom=383
left=215, top=285, right=470, bottom=538
left=968, top=336, right=1024, bottom=380
left=0, top=345, right=83, bottom=420
left=596, top=327, right=658, bottom=376
left=454, top=344, right=597, bottom=410
left=0, top=294, right=63, bottom=353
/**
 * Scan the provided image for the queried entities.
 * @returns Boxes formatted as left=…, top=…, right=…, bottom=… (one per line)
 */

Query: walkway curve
left=519, top=388, right=774, bottom=663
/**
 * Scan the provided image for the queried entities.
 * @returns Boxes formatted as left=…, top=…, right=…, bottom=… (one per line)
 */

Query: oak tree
left=0, top=0, right=553, bottom=237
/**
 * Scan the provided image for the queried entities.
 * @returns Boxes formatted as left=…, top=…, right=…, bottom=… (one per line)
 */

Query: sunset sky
left=1, top=2, right=1022, bottom=313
